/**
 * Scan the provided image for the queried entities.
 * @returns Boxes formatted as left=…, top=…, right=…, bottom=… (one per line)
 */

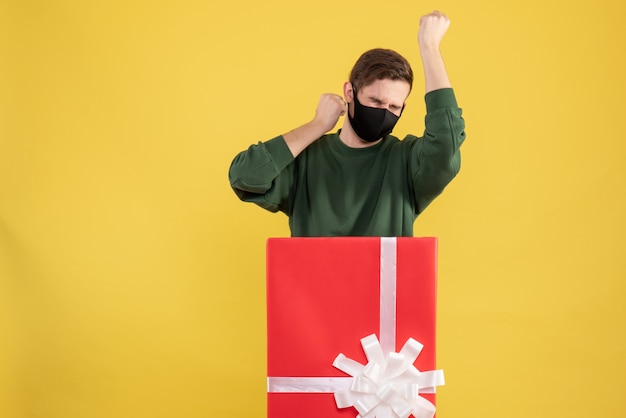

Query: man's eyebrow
left=368, top=96, right=402, bottom=108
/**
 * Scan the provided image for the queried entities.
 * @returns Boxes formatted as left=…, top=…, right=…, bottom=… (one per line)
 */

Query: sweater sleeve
left=408, top=88, right=466, bottom=214
left=228, top=135, right=296, bottom=213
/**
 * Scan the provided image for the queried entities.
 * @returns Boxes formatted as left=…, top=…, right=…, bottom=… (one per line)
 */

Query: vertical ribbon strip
left=379, top=237, right=397, bottom=355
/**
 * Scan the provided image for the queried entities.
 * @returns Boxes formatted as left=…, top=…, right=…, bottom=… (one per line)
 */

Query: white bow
left=333, top=334, right=445, bottom=418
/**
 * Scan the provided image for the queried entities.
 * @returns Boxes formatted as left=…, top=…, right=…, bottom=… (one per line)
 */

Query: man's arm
left=410, top=89, right=465, bottom=214
left=409, top=11, right=466, bottom=213
left=228, top=93, right=346, bottom=212
left=418, top=11, right=452, bottom=93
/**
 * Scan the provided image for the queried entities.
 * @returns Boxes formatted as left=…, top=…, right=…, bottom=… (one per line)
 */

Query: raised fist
left=418, top=11, right=450, bottom=50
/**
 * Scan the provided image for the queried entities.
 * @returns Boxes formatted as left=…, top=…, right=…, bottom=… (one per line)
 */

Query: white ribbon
left=267, top=237, right=444, bottom=418
left=379, top=237, right=397, bottom=355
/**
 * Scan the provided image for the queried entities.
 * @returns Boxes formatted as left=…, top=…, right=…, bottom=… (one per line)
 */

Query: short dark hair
left=349, top=48, right=413, bottom=93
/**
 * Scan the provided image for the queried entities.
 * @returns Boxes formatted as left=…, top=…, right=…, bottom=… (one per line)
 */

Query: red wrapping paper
left=266, top=237, right=438, bottom=418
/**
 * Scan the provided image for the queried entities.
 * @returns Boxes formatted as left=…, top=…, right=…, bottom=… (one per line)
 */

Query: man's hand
left=282, top=93, right=346, bottom=158
left=418, top=11, right=452, bottom=93
left=418, top=11, right=450, bottom=51
left=312, top=93, right=347, bottom=133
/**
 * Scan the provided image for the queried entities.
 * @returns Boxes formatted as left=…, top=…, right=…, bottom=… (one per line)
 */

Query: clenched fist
left=418, top=11, right=450, bottom=50
left=312, top=93, right=347, bottom=133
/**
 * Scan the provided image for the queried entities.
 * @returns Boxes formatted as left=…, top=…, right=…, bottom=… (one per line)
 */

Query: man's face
left=348, top=78, right=411, bottom=117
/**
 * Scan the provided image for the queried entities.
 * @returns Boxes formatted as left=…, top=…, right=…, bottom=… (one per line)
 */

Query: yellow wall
left=1, top=0, right=625, bottom=417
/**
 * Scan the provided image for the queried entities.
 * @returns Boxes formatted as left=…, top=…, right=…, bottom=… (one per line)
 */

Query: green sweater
left=229, top=88, right=466, bottom=237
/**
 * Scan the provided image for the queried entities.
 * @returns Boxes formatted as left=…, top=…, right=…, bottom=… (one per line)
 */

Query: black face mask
left=348, top=91, right=402, bottom=143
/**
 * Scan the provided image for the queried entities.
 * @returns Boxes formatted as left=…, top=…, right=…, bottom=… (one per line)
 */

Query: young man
left=229, top=11, right=466, bottom=237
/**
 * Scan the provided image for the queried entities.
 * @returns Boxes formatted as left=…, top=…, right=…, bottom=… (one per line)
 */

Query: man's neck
left=338, top=121, right=381, bottom=148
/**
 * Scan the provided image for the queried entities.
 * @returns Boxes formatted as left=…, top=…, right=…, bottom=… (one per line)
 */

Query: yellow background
left=1, top=0, right=625, bottom=417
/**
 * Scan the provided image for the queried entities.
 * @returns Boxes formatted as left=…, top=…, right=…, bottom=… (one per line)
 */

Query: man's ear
left=343, top=82, right=354, bottom=103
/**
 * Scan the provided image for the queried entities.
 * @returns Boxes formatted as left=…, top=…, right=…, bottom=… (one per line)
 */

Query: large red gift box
left=266, top=237, right=441, bottom=418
